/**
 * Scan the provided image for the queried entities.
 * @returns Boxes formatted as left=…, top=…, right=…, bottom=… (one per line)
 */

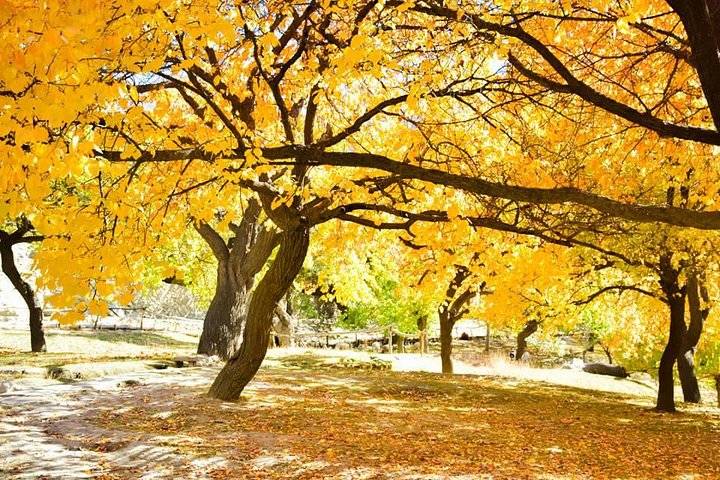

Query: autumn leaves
left=2, top=1, right=720, bottom=407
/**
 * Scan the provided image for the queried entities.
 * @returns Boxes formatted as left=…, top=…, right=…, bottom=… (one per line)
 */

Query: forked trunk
left=195, top=204, right=278, bottom=360
left=437, top=267, right=478, bottom=375
left=516, top=319, right=538, bottom=361
left=208, top=226, right=309, bottom=401
left=677, top=272, right=707, bottom=403
left=656, top=294, right=686, bottom=412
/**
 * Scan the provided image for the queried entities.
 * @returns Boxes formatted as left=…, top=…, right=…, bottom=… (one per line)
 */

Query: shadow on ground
left=1, top=351, right=719, bottom=479
left=88, top=356, right=720, bottom=480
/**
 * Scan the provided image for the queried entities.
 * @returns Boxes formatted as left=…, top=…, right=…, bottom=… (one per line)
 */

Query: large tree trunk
left=195, top=201, right=278, bottom=360
left=439, top=309, right=454, bottom=374
left=516, top=319, right=538, bottom=361
left=656, top=294, right=686, bottom=412
left=208, top=226, right=309, bottom=401
left=677, top=272, right=707, bottom=403
left=197, top=261, right=244, bottom=359
left=0, top=234, right=46, bottom=353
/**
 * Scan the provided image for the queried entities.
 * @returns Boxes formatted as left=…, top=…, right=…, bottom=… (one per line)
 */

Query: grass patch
left=78, top=330, right=196, bottom=347
left=0, top=329, right=196, bottom=383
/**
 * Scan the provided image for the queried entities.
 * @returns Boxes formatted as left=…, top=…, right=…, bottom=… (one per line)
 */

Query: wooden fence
left=272, top=325, right=429, bottom=354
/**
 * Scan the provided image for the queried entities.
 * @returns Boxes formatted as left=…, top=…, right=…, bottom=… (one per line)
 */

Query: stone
left=0, top=381, right=17, bottom=394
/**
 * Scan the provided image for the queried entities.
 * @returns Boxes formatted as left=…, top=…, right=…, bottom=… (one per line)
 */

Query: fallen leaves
left=86, top=360, right=720, bottom=479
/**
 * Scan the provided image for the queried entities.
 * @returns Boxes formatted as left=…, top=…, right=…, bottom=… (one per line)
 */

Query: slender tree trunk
left=29, top=306, right=45, bottom=353
left=601, top=344, right=613, bottom=365
left=439, top=309, right=454, bottom=374
left=516, top=319, right=538, bottom=361
left=437, top=267, right=479, bottom=374
left=485, top=322, right=490, bottom=352
left=655, top=252, right=688, bottom=412
left=0, top=238, right=46, bottom=353
left=677, top=272, right=707, bottom=403
left=208, top=226, right=309, bottom=401
left=417, top=314, right=429, bottom=354
left=656, top=294, right=686, bottom=412
left=274, top=300, right=294, bottom=347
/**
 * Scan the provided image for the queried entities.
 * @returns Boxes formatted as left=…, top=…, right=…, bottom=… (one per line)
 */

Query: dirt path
left=0, top=367, right=224, bottom=479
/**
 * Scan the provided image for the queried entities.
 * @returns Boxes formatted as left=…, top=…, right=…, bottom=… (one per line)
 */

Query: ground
left=1, top=331, right=719, bottom=479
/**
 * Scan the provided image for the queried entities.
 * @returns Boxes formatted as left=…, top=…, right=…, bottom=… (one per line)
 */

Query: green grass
left=75, top=330, right=196, bottom=347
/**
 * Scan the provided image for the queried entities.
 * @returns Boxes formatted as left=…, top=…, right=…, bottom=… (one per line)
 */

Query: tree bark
left=208, top=226, right=309, bottom=401
left=437, top=267, right=479, bottom=375
left=677, top=271, right=708, bottom=403
left=656, top=293, right=686, bottom=412
left=516, top=319, right=538, bottom=361
left=439, top=309, right=454, bottom=374
left=485, top=322, right=490, bottom=352
left=0, top=229, right=46, bottom=353
left=195, top=201, right=278, bottom=360
left=196, top=260, right=244, bottom=359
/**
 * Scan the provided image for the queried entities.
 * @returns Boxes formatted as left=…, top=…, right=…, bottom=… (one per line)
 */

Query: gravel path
left=0, top=367, right=225, bottom=479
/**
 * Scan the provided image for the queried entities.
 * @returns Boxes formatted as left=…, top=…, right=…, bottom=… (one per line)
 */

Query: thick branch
left=194, top=221, right=229, bottom=262
left=302, top=150, right=720, bottom=229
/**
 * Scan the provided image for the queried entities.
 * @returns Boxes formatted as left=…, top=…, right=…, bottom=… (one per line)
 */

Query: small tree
left=0, top=218, right=45, bottom=352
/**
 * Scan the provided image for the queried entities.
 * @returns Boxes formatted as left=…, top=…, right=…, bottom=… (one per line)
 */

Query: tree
left=8, top=0, right=720, bottom=409
left=0, top=218, right=45, bottom=352
left=678, top=269, right=711, bottom=402
left=194, top=199, right=279, bottom=359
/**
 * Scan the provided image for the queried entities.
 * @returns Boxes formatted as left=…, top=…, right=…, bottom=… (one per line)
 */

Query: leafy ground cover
left=2, top=332, right=719, bottom=479
left=85, top=351, right=720, bottom=480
